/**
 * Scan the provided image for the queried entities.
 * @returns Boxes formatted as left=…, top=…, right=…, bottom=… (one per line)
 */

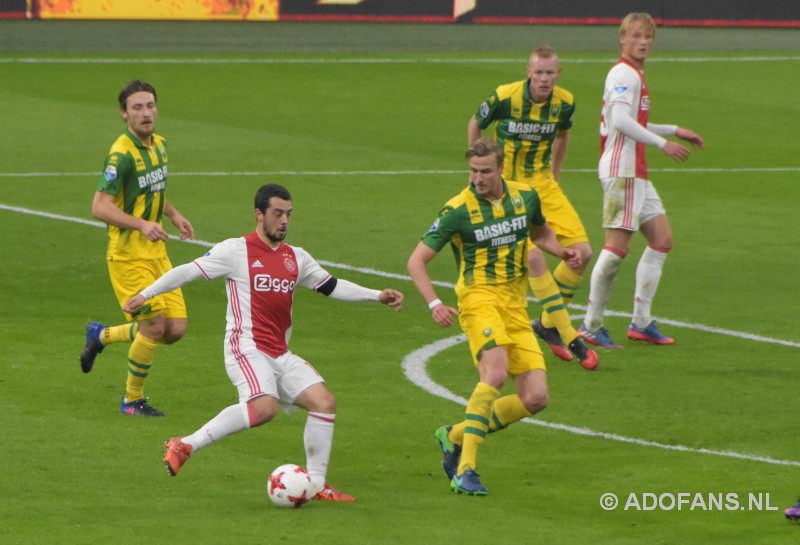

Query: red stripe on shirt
left=228, top=278, right=261, bottom=397
left=193, top=260, right=211, bottom=280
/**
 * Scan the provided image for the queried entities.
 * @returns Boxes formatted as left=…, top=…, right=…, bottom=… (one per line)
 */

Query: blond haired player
left=469, top=46, right=597, bottom=370
left=408, top=138, right=580, bottom=495
left=579, top=13, right=704, bottom=348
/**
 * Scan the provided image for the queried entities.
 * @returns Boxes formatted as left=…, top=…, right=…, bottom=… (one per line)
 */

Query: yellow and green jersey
left=421, top=180, right=545, bottom=308
left=97, top=128, right=169, bottom=262
left=474, top=80, right=575, bottom=184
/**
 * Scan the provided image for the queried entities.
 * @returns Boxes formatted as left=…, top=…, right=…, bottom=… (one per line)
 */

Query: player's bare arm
left=676, top=127, right=705, bottom=148
left=529, top=223, right=581, bottom=269
left=550, top=129, right=569, bottom=181
left=92, top=190, right=168, bottom=241
left=164, top=199, right=195, bottom=240
left=467, top=115, right=482, bottom=146
left=407, top=241, right=459, bottom=328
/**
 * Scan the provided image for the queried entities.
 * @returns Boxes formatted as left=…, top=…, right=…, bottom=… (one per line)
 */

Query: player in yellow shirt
left=469, top=46, right=596, bottom=370
left=408, top=138, right=582, bottom=495
left=79, top=80, right=194, bottom=416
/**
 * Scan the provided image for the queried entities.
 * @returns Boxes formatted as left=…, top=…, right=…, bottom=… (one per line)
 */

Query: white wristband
left=428, top=298, right=442, bottom=310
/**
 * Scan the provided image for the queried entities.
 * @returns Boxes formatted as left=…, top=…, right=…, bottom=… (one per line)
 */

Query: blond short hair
left=619, top=12, right=656, bottom=38
left=466, top=137, right=503, bottom=167
left=530, top=45, right=557, bottom=60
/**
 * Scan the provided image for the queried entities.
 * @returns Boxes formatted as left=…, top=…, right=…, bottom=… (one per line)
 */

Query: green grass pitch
left=1, top=20, right=799, bottom=545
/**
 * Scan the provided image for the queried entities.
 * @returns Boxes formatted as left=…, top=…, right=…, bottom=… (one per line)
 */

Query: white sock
left=304, top=412, right=336, bottom=492
left=632, top=246, right=668, bottom=328
left=182, top=403, right=251, bottom=452
left=585, top=249, right=624, bottom=330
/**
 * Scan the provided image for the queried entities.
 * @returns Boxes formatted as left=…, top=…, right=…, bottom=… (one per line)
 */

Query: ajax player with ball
left=124, top=184, right=404, bottom=502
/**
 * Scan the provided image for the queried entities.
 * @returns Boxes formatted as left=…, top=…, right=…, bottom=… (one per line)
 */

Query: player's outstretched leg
left=164, top=437, right=193, bottom=476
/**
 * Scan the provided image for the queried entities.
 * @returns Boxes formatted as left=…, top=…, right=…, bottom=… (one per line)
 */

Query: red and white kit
left=598, top=58, right=675, bottom=231
left=139, top=231, right=379, bottom=405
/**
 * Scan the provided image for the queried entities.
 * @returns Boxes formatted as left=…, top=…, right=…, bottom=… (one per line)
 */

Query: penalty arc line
left=3, top=202, right=800, bottom=466
left=401, top=335, right=800, bottom=468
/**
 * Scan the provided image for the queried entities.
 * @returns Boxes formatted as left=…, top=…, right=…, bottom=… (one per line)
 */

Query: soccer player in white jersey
left=123, top=184, right=404, bottom=502
left=578, top=12, right=704, bottom=348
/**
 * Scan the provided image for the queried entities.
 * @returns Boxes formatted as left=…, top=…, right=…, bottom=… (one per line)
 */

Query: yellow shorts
left=458, top=303, right=545, bottom=375
left=107, top=256, right=186, bottom=322
left=524, top=175, right=588, bottom=248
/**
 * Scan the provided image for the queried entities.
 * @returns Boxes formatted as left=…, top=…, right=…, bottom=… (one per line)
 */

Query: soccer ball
left=267, top=464, right=312, bottom=508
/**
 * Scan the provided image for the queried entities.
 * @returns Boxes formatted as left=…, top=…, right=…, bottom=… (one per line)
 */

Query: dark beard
left=264, top=227, right=286, bottom=244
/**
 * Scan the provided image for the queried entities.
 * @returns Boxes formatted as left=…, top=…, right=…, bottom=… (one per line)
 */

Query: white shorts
left=224, top=348, right=325, bottom=412
left=600, top=176, right=666, bottom=231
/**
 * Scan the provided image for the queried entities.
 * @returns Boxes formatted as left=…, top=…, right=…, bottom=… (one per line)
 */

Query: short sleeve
left=560, top=101, right=575, bottom=131
left=97, top=152, right=133, bottom=195
left=474, top=90, right=501, bottom=130
left=526, top=190, right=546, bottom=227
left=421, top=205, right=458, bottom=252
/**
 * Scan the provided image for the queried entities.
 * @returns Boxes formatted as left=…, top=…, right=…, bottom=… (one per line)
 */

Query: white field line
left=2, top=56, right=800, bottom=64
left=401, top=336, right=800, bottom=468
left=3, top=202, right=799, bottom=466
left=0, top=166, right=798, bottom=178
left=3, top=203, right=799, bottom=351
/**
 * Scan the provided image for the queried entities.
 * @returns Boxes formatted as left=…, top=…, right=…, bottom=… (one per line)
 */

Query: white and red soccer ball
left=267, top=464, right=311, bottom=508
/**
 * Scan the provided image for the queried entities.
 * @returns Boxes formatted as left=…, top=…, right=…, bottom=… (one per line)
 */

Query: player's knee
left=526, top=249, right=548, bottom=276
left=161, top=328, right=186, bottom=345
left=570, top=243, right=593, bottom=272
left=580, top=246, right=593, bottom=268
left=161, top=319, right=187, bottom=344
left=655, top=239, right=673, bottom=253
left=248, top=397, right=278, bottom=426
left=139, top=319, right=166, bottom=341
left=481, top=370, right=507, bottom=391
left=521, top=390, right=548, bottom=415
left=307, top=391, right=337, bottom=414
left=318, top=396, right=336, bottom=414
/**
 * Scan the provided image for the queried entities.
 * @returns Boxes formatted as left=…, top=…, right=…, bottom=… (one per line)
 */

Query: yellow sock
left=449, top=394, right=532, bottom=442
left=488, top=394, right=532, bottom=432
left=552, top=261, right=582, bottom=310
left=529, top=273, right=577, bottom=343
left=125, top=334, right=158, bottom=403
left=457, top=382, right=500, bottom=474
left=101, top=323, right=139, bottom=346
